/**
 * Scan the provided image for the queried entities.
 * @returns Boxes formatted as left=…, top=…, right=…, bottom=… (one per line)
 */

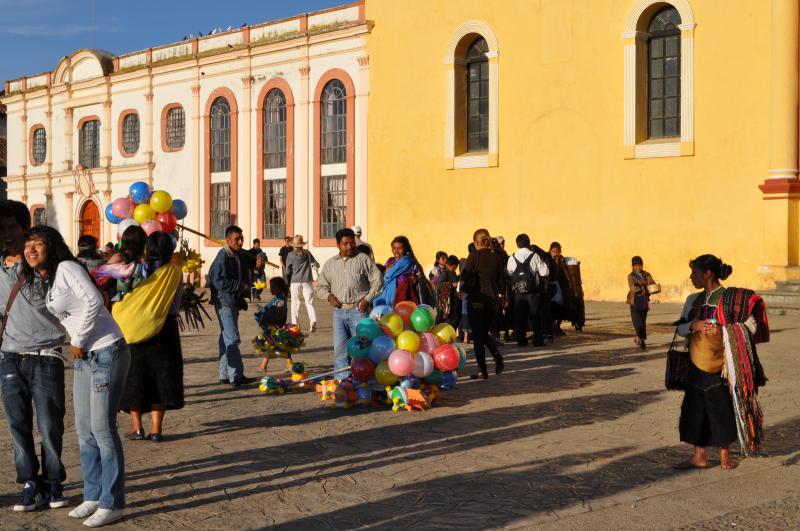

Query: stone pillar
left=145, top=92, right=154, bottom=183
left=102, top=100, right=112, bottom=168
left=297, top=66, right=311, bottom=239
left=758, top=0, right=800, bottom=282
left=19, top=113, right=28, bottom=176
left=45, top=110, right=53, bottom=172
left=191, top=84, right=202, bottom=251
left=240, top=74, right=253, bottom=238
left=65, top=192, right=75, bottom=249
left=356, top=56, right=370, bottom=238
left=64, top=107, right=74, bottom=171
left=103, top=189, right=113, bottom=245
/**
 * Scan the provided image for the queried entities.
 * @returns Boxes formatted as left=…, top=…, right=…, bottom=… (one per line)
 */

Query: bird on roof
left=226, top=25, right=232, bottom=31
left=198, top=31, right=203, bottom=36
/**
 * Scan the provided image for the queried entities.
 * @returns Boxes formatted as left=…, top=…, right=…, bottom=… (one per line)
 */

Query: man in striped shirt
left=316, top=228, right=383, bottom=379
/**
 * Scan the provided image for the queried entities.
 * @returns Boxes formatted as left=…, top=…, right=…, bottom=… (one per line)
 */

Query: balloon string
left=176, top=224, right=281, bottom=270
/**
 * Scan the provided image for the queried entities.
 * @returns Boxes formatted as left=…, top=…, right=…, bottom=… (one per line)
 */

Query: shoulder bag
left=665, top=327, right=691, bottom=390
left=0, top=274, right=27, bottom=351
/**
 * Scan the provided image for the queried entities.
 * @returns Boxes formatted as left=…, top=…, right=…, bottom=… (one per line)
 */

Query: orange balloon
left=394, top=300, right=418, bottom=325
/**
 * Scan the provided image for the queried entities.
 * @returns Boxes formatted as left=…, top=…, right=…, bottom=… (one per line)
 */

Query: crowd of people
left=0, top=196, right=772, bottom=527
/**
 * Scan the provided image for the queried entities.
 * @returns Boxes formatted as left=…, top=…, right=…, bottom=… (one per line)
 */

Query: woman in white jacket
left=21, top=226, right=130, bottom=528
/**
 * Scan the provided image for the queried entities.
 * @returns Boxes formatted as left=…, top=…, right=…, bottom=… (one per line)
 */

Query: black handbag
left=665, top=327, right=691, bottom=391
left=415, top=276, right=437, bottom=307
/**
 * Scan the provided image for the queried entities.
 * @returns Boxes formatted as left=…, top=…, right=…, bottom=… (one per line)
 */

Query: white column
left=64, top=107, right=74, bottom=171
left=144, top=92, right=154, bottom=183
left=356, top=56, right=369, bottom=236
left=298, top=66, right=311, bottom=238
left=191, top=84, right=202, bottom=251
left=240, top=75, right=253, bottom=238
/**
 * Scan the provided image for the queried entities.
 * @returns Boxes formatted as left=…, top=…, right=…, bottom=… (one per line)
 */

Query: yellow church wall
left=365, top=0, right=773, bottom=302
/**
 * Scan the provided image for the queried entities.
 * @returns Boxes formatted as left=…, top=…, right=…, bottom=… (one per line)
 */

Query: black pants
left=513, top=293, right=542, bottom=345
left=467, top=300, right=502, bottom=375
left=679, top=364, right=737, bottom=447
left=630, top=307, right=648, bottom=340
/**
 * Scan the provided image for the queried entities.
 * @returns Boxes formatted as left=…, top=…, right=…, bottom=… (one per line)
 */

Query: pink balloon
left=141, top=219, right=163, bottom=236
left=111, top=198, right=134, bottom=219
left=387, top=349, right=414, bottom=377
left=418, top=332, right=440, bottom=355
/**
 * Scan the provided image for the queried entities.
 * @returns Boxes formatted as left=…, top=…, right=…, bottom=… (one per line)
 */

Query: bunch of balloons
left=252, top=323, right=306, bottom=363
left=106, top=181, right=188, bottom=237
left=316, top=300, right=467, bottom=411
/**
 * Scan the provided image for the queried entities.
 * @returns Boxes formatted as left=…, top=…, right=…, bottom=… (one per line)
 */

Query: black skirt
left=120, top=316, right=185, bottom=413
left=679, top=363, right=737, bottom=447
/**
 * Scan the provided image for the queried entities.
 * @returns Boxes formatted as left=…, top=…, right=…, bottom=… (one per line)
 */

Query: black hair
left=146, top=231, right=175, bottom=272
left=631, top=255, right=643, bottom=266
left=270, top=276, right=289, bottom=297
left=435, top=251, right=447, bottom=261
left=105, top=241, right=114, bottom=249
left=391, top=235, right=422, bottom=269
left=335, top=228, right=355, bottom=243
left=356, top=244, right=372, bottom=256
left=446, top=254, right=459, bottom=266
left=77, top=234, right=103, bottom=260
left=550, top=241, right=561, bottom=251
left=467, top=242, right=476, bottom=254
left=120, top=225, right=147, bottom=264
left=225, top=225, right=243, bottom=238
left=20, top=226, right=78, bottom=287
left=0, top=200, right=31, bottom=230
left=252, top=238, right=260, bottom=244
left=516, top=233, right=531, bottom=248
left=690, top=254, right=732, bottom=281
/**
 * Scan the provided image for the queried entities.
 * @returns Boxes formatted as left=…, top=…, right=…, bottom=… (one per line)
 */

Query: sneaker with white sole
left=310, top=322, right=317, bottom=332
left=13, top=481, right=46, bottom=512
left=46, top=482, right=68, bottom=508
left=83, top=508, right=124, bottom=527
left=69, top=500, right=99, bottom=518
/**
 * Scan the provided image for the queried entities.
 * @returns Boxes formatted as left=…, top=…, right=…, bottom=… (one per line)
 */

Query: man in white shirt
left=507, top=233, right=549, bottom=347
left=351, top=225, right=374, bottom=259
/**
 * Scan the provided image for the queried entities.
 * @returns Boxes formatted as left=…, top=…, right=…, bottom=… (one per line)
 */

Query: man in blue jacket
left=208, top=225, right=254, bottom=387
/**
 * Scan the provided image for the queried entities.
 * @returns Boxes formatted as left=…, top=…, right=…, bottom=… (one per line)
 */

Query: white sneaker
left=69, top=500, right=99, bottom=518
left=83, top=508, right=124, bottom=527
left=310, top=322, right=317, bottom=332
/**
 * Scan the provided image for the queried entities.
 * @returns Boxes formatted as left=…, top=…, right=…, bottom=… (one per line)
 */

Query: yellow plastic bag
left=112, top=253, right=184, bottom=344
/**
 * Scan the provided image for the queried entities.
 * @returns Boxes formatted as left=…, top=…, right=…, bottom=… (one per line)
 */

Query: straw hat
left=291, top=235, right=308, bottom=248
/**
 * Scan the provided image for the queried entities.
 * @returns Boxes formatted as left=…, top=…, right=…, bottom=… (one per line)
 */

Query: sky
left=0, top=0, right=344, bottom=85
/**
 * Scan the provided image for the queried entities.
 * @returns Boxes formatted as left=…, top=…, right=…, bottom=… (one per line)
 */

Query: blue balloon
left=439, top=371, right=458, bottom=391
left=129, top=181, right=152, bottom=204
left=368, top=335, right=395, bottom=364
left=369, top=304, right=392, bottom=320
left=170, top=199, right=188, bottom=220
left=105, top=203, right=122, bottom=224
left=399, top=376, right=420, bottom=390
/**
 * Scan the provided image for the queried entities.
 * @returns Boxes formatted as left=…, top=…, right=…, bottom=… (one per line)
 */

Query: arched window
left=121, top=112, right=140, bottom=154
left=31, top=127, right=46, bottom=165
left=31, top=206, right=46, bottom=227
left=647, top=6, right=681, bottom=139
left=79, top=119, right=100, bottom=168
left=264, top=89, right=286, bottom=169
left=164, top=105, right=185, bottom=150
left=321, top=80, right=347, bottom=164
left=466, top=37, right=489, bottom=152
left=211, top=97, right=231, bottom=172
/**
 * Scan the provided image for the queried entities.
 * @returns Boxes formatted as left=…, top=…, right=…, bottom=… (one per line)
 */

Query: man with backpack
left=507, top=234, right=549, bottom=347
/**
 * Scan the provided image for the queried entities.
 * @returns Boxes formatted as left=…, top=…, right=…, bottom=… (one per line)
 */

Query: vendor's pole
left=176, top=224, right=281, bottom=269
left=287, top=366, right=352, bottom=387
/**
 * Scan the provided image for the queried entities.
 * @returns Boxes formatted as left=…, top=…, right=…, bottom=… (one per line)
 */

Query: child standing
left=255, top=277, right=289, bottom=372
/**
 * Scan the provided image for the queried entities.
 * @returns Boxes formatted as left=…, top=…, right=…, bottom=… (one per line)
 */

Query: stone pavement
left=0, top=300, right=797, bottom=530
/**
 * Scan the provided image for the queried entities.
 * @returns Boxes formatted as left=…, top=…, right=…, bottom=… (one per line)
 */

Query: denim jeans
left=215, top=305, right=245, bottom=381
left=0, top=350, right=66, bottom=484
left=73, top=339, right=130, bottom=510
left=332, top=307, right=367, bottom=380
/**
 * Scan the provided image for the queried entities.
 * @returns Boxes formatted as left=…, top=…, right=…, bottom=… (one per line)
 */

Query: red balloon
left=433, top=344, right=460, bottom=372
left=156, top=211, right=177, bottom=233
left=351, top=358, right=376, bottom=382
left=394, top=300, right=417, bottom=325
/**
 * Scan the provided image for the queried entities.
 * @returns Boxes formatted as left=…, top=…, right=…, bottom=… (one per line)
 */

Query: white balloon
left=118, top=218, right=140, bottom=236
left=411, top=351, right=434, bottom=378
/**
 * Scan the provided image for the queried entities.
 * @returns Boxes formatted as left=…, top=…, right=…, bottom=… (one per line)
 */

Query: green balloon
left=356, top=318, right=383, bottom=341
left=410, top=307, right=435, bottom=332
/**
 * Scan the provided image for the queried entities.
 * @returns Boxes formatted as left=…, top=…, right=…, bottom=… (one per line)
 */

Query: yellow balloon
left=133, top=203, right=155, bottom=224
left=374, top=360, right=399, bottom=386
left=149, top=190, right=173, bottom=213
left=432, top=323, right=457, bottom=344
left=396, top=330, right=420, bottom=353
left=379, top=312, right=404, bottom=338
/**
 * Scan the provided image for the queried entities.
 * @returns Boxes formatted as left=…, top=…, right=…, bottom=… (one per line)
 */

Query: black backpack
left=511, top=254, right=535, bottom=294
